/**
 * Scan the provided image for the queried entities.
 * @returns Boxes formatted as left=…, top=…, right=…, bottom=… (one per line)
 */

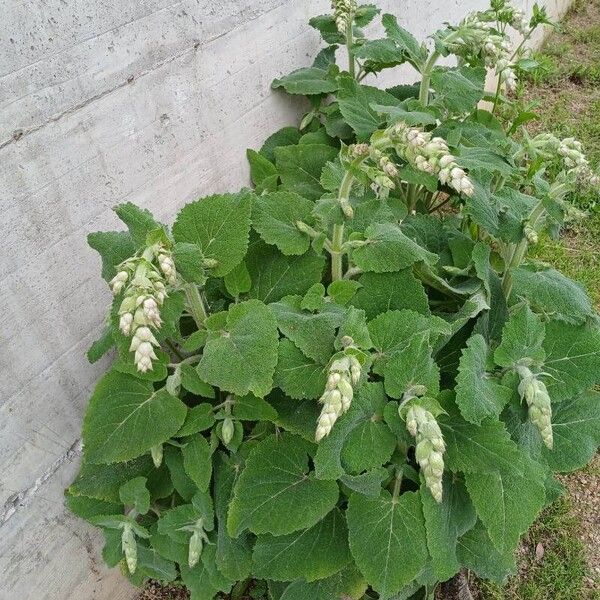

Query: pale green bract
left=71, top=1, right=600, bottom=598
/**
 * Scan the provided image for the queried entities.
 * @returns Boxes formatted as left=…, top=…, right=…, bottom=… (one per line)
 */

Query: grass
left=477, top=498, right=593, bottom=600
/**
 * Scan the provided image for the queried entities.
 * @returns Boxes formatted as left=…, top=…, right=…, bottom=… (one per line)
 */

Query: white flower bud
left=151, top=444, right=163, bottom=468
left=188, top=530, right=203, bottom=568
left=119, top=313, right=134, bottom=335
left=406, top=405, right=445, bottom=503
left=222, top=418, right=235, bottom=445
left=121, top=524, right=137, bottom=574
left=109, top=271, right=129, bottom=295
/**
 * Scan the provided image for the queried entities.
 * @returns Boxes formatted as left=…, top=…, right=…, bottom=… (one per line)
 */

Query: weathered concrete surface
left=0, top=0, right=571, bottom=598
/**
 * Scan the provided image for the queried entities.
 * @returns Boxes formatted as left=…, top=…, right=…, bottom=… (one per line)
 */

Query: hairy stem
left=346, top=21, right=355, bottom=79
left=419, top=50, right=440, bottom=105
left=501, top=200, right=546, bottom=297
left=184, top=283, right=208, bottom=328
left=331, top=224, right=345, bottom=281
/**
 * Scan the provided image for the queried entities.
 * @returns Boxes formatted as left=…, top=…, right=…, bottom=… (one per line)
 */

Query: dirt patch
left=559, top=454, right=600, bottom=589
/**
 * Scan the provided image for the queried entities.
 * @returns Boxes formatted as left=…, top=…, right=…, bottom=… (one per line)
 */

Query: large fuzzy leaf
left=252, top=191, right=315, bottom=255
left=541, top=320, right=600, bottom=401
left=83, top=372, right=187, bottom=464
left=275, top=144, right=338, bottom=200
left=252, top=509, right=351, bottom=582
left=346, top=491, right=428, bottom=599
left=227, top=434, right=339, bottom=537
left=456, top=334, right=512, bottom=424
left=511, top=266, right=594, bottom=324
left=198, top=300, right=279, bottom=398
left=421, top=477, right=477, bottom=581
left=172, top=191, right=252, bottom=276
left=352, top=223, right=437, bottom=273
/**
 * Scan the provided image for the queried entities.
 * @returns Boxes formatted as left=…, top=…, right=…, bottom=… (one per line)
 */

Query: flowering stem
left=501, top=200, right=546, bottom=297
left=419, top=50, right=440, bottom=106
left=331, top=155, right=367, bottom=281
left=184, top=283, right=208, bottom=328
left=331, top=224, right=345, bottom=281
left=346, top=21, right=355, bottom=79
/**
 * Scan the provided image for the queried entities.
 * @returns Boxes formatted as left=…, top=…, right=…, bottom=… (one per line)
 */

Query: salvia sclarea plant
left=67, top=1, right=600, bottom=598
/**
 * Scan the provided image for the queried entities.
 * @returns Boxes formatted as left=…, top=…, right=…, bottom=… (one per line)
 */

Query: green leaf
left=177, top=404, right=216, bottom=436
left=65, top=493, right=122, bottom=523
left=543, top=391, right=600, bottom=472
left=430, top=66, right=486, bottom=113
left=180, top=364, right=215, bottom=397
left=275, top=144, right=338, bottom=200
left=182, top=434, right=212, bottom=491
left=223, top=261, right=252, bottom=297
left=252, top=509, right=351, bottom=582
left=173, top=242, right=207, bottom=284
left=180, top=561, right=220, bottom=600
left=233, top=394, right=278, bottom=421
left=172, top=191, right=252, bottom=276
left=246, top=240, right=325, bottom=303
left=336, top=77, right=400, bottom=139
left=118, top=477, right=150, bottom=514
left=271, top=296, right=341, bottom=364
left=465, top=458, right=546, bottom=553
left=441, top=402, right=528, bottom=475
left=494, top=305, right=546, bottom=368
left=340, top=468, right=388, bottom=497
left=456, top=521, right=516, bottom=583
left=421, top=477, right=477, bottom=581
left=198, top=300, right=279, bottom=397
left=279, top=565, right=367, bottom=600
left=371, top=104, right=438, bottom=127
left=511, top=266, right=594, bottom=324
left=137, top=545, right=177, bottom=582
left=382, top=13, right=426, bottom=67
left=114, top=202, right=161, bottom=246
left=312, top=45, right=338, bottom=70
left=384, top=332, right=439, bottom=399
left=150, top=533, right=188, bottom=565
left=341, top=413, right=396, bottom=474
left=260, top=127, right=302, bottom=163
left=83, top=372, right=187, bottom=464
left=351, top=270, right=429, bottom=319
left=87, top=326, right=115, bottom=363
left=272, top=67, right=338, bottom=95
left=352, top=223, right=437, bottom=273
left=355, top=4, right=380, bottom=26
left=274, top=339, right=327, bottom=400
left=457, top=146, right=514, bottom=177
left=456, top=334, right=512, bottom=424
left=69, top=456, right=155, bottom=502
left=328, top=280, right=361, bottom=305
left=227, top=434, right=339, bottom=536
left=270, top=393, right=320, bottom=441
left=354, top=38, right=406, bottom=69
left=308, top=15, right=345, bottom=45
left=247, top=149, right=278, bottom=187
left=181, top=329, right=208, bottom=352
left=164, top=446, right=196, bottom=501
left=542, top=320, right=600, bottom=401
left=214, top=453, right=253, bottom=580
left=87, top=231, right=135, bottom=281
left=347, top=490, right=428, bottom=598
left=368, top=309, right=450, bottom=374
left=252, top=191, right=315, bottom=255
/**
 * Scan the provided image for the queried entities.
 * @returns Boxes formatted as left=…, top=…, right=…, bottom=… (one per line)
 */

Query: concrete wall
left=0, top=0, right=571, bottom=598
